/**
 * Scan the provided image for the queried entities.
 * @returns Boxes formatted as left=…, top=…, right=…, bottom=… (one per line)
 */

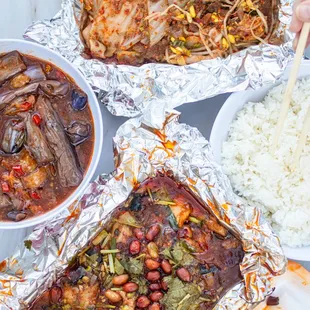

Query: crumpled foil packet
left=0, top=109, right=286, bottom=309
left=24, top=0, right=294, bottom=117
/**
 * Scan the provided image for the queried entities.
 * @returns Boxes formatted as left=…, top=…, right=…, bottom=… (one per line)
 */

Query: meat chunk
left=1, top=149, right=37, bottom=174
left=169, top=195, right=192, bottom=227
left=22, top=167, right=47, bottom=190
left=0, top=51, right=26, bottom=85
left=36, top=96, right=83, bottom=187
left=205, top=218, right=227, bottom=237
left=62, top=283, right=99, bottom=307
left=25, top=113, right=54, bottom=165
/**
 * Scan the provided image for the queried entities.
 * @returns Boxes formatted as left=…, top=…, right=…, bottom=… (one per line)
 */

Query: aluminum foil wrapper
left=0, top=109, right=286, bottom=309
left=24, top=0, right=294, bottom=117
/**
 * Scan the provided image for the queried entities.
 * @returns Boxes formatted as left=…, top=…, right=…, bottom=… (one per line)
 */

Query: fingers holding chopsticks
left=290, top=0, right=310, bottom=49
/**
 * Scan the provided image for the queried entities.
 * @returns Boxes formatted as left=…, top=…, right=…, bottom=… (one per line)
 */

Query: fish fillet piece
left=88, top=0, right=147, bottom=58
left=147, top=0, right=169, bottom=46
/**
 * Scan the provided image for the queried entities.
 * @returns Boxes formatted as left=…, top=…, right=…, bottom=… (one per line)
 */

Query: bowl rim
left=209, top=60, right=310, bottom=260
left=0, top=39, right=104, bottom=229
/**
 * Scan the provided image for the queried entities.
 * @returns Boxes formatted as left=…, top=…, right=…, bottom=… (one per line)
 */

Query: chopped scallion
left=101, top=249, right=120, bottom=254
left=189, top=216, right=201, bottom=224
left=101, top=233, right=111, bottom=249
left=155, top=200, right=176, bottom=206
left=92, top=230, right=108, bottom=246
left=108, top=253, right=115, bottom=274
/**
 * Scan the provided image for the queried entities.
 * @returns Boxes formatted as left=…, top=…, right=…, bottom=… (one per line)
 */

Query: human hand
left=290, top=0, right=310, bottom=49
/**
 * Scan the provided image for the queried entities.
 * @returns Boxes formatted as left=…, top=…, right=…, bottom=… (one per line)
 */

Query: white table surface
left=0, top=1, right=309, bottom=273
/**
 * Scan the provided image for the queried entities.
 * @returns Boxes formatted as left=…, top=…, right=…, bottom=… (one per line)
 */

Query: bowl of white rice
left=210, top=60, right=310, bottom=261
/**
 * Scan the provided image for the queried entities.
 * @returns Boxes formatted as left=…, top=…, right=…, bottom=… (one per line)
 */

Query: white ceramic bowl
left=210, top=60, right=310, bottom=261
left=0, top=39, right=103, bottom=229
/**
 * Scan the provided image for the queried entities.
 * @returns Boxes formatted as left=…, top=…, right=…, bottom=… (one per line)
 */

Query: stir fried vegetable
left=80, top=0, right=279, bottom=65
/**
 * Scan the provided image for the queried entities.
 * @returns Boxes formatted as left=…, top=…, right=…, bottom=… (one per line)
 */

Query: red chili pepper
left=12, top=165, right=24, bottom=176
left=20, top=101, right=32, bottom=111
left=30, top=191, right=41, bottom=200
left=1, top=182, right=10, bottom=193
left=32, top=114, right=42, bottom=126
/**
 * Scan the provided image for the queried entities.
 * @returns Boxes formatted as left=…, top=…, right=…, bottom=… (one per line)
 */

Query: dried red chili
left=12, top=165, right=24, bottom=176
left=30, top=191, right=41, bottom=200
left=32, top=114, right=42, bottom=126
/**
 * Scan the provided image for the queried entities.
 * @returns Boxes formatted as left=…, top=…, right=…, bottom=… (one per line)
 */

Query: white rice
left=222, top=78, right=310, bottom=247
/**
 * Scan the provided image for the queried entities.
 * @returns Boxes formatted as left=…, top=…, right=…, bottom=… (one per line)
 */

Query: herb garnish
left=161, top=276, right=201, bottom=310
left=161, top=242, right=195, bottom=266
left=122, top=257, right=144, bottom=275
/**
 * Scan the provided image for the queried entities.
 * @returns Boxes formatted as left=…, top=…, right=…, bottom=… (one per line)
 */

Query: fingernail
left=297, top=4, right=310, bottom=22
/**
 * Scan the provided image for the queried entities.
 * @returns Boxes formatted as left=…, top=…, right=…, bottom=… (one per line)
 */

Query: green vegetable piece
left=189, top=216, right=201, bottom=225
left=111, top=237, right=117, bottom=259
left=162, top=242, right=195, bottom=266
left=168, top=212, right=179, bottom=231
left=101, top=233, right=111, bottom=249
left=115, top=258, right=125, bottom=275
left=92, top=230, right=108, bottom=246
left=114, top=211, right=141, bottom=228
left=123, top=257, right=144, bottom=275
left=161, top=276, right=201, bottom=310
left=103, top=274, right=114, bottom=289
left=172, top=244, right=184, bottom=262
left=109, top=254, right=115, bottom=274
left=131, top=276, right=148, bottom=295
left=161, top=248, right=174, bottom=261
left=101, top=249, right=120, bottom=254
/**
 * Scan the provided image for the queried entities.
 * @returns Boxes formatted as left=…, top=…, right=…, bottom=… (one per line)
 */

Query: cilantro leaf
left=131, top=276, right=148, bottom=295
left=161, top=276, right=201, bottom=310
left=122, top=257, right=143, bottom=275
left=114, top=258, right=125, bottom=275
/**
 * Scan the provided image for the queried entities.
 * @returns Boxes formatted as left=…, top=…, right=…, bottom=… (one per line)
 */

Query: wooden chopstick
left=272, top=22, right=310, bottom=154
left=292, top=105, right=310, bottom=169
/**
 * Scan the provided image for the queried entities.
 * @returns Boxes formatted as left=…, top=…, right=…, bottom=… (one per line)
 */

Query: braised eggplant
left=0, top=51, right=94, bottom=222
left=36, top=95, right=83, bottom=187
left=0, top=51, right=26, bottom=84
left=25, top=113, right=54, bottom=165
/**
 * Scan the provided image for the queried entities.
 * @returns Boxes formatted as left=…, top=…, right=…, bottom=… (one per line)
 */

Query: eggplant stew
left=29, top=175, right=244, bottom=310
left=0, top=51, right=94, bottom=222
